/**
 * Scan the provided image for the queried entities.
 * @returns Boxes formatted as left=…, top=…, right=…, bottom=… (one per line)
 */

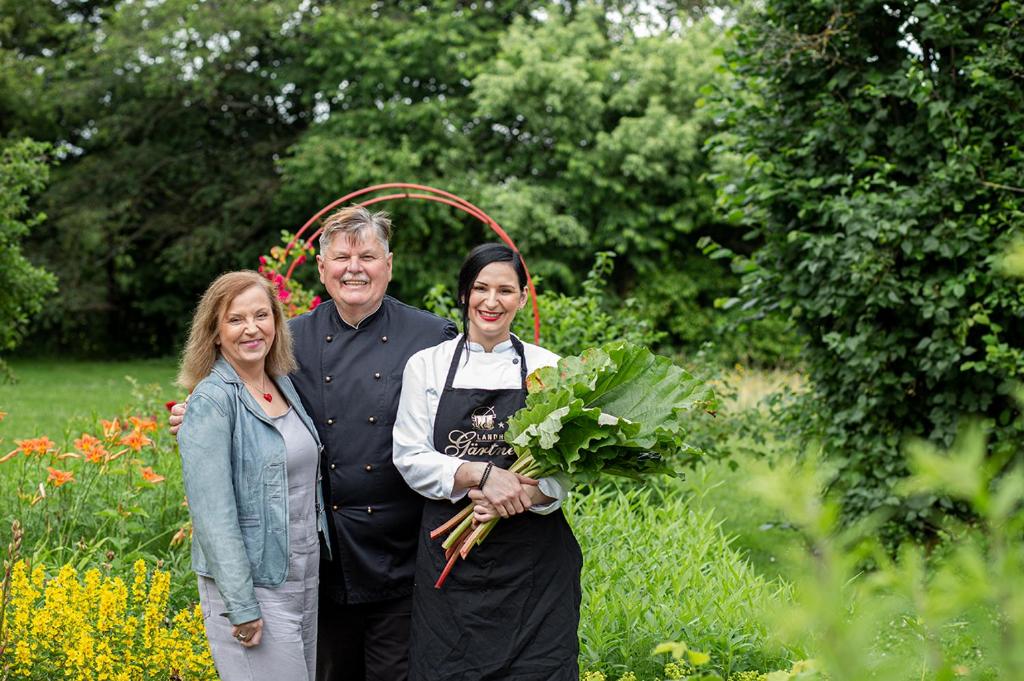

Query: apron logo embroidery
left=470, top=406, right=497, bottom=430
left=444, top=406, right=513, bottom=459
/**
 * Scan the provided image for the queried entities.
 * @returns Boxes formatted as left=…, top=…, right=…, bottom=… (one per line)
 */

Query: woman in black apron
left=392, top=244, right=582, bottom=681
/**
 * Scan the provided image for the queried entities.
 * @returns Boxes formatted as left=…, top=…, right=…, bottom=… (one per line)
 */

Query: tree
left=0, top=139, right=58, bottom=377
left=8, top=1, right=322, bottom=354
left=280, top=4, right=755, bottom=354
left=711, top=0, right=1024, bottom=535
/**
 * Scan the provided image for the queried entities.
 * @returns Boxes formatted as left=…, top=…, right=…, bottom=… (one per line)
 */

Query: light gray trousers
left=199, top=568, right=318, bottom=681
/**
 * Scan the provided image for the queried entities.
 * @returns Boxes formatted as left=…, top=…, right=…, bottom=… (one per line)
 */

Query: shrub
left=745, top=418, right=1024, bottom=680
left=0, top=139, right=58, bottom=380
left=709, top=0, right=1024, bottom=537
left=423, top=251, right=665, bottom=357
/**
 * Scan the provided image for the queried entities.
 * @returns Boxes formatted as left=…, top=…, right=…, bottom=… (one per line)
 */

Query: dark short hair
left=456, top=243, right=527, bottom=335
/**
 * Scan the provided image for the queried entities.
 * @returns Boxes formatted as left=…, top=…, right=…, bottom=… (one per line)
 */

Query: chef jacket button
left=327, top=418, right=335, bottom=426
left=381, top=335, right=388, bottom=343
left=325, top=375, right=332, bottom=383
left=366, top=506, right=373, bottom=514
left=365, top=464, right=372, bottom=472
left=368, top=416, right=377, bottom=424
left=512, top=358, right=519, bottom=365
left=326, top=335, right=333, bottom=342
left=374, top=372, right=381, bottom=380
left=332, top=504, right=338, bottom=511
left=330, top=463, right=336, bottom=470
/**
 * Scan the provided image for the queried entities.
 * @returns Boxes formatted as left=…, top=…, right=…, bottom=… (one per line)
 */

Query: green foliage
left=264, top=4, right=743, bottom=354
left=570, top=482, right=793, bottom=679
left=422, top=252, right=666, bottom=356
left=0, top=389, right=194, bottom=610
left=746, top=417, right=1024, bottom=680
left=709, top=0, right=1024, bottom=535
left=0, top=138, right=58, bottom=377
left=513, top=252, right=667, bottom=355
left=507, top=340, right=716, bottom=481
left=4, top=1, right=318, bottom=355
left=2, top=1, right=763, bottom=361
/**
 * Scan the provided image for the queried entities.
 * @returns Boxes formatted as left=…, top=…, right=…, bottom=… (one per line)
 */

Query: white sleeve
left=530, top=474, right=569, bottom=515
left=393, top=349, right=468, bottom=503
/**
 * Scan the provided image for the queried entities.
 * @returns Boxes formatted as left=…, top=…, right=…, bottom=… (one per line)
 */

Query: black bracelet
left=478, top=462, right=494, bottom=489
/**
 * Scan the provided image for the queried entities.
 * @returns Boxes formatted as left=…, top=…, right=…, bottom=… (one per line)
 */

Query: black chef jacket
left=289, top=295, right=457, bottom=604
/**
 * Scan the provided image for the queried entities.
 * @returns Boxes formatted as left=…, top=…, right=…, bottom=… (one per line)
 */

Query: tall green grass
left=570, top=481, right=795, bottom=678
left=0, top=358, right=179, bottom=441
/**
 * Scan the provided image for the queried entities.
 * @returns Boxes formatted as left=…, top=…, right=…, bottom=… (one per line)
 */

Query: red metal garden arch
left=279, top=183, right=541, bottom=343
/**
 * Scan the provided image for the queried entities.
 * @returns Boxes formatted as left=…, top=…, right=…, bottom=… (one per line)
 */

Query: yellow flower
left=131, top=559, right=148, bottom=607
left=3, top=559, right=217, bottom=680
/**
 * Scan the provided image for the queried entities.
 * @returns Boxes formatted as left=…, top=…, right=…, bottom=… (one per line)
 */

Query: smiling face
left=466, top=262, right=527, bottom=351
left=216, top=284, right=276, bottom=375
left=317, top=232, right=393, bottom=324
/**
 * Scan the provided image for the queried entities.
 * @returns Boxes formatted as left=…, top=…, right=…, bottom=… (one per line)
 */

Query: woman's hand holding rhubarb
left=478, top=467, right=537, bottom=518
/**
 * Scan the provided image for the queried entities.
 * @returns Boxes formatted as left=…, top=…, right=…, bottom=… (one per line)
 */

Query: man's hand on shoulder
left=168, top=399, right=188, bottom=435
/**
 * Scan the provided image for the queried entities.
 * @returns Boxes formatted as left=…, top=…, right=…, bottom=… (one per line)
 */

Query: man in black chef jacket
left=172, top=206, right=456, bottom=681
left=294, top=206, right=455, bottom=681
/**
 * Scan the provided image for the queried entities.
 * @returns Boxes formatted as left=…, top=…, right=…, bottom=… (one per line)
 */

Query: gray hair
left=318, top=205, right=392, bottom=254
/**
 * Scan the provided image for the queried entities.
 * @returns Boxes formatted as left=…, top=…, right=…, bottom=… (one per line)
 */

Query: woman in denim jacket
left=177, top=270, right=331, bottom=681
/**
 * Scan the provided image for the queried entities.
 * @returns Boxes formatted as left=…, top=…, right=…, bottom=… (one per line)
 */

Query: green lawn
left=0, top=358, right=181, bottom=442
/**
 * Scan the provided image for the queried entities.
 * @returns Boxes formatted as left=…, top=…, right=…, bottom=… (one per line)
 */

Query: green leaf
left=506, top=341, right=716, bottom=482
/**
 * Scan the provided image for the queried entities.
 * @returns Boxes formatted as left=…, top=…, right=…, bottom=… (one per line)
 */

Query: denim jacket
left=178, top=357, right=332, bottom=625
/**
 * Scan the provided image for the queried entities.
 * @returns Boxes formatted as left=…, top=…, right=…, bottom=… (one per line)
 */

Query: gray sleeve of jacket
left=178, top=390, right=261, bottom=625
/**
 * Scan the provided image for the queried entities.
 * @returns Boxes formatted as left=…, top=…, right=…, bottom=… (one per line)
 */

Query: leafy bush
left=709, top=0, right=1024, bottom=536
left=0, top=139, right=57, bottom=379
left=570, top=481, right=793, bottom=679
left=423, top=251, right=665, bottom=356
left=746, top=417, right=1024, bottom=680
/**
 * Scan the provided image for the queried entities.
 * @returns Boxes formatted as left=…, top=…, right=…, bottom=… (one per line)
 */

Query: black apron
left=409, top=336, right=582, bottom=681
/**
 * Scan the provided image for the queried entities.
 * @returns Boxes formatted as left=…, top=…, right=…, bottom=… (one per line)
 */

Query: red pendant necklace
left=243, top=374, right=273, bottom=402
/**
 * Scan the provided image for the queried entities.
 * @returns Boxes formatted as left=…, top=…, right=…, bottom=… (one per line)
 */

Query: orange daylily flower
left=11, top=437, right=55, bottom=458
left=75, top=433, right=109, bottom=463
left=120, top=429, right=153, bottom=452
left=139, top=466, right=165, bottom=484
left=101, top=418, right=122, bottom=441
left=169, top=522, right=192, bottom=547
left=46, top=467, right=75, bottom=487
left=128, top=416, right=159, bottom=433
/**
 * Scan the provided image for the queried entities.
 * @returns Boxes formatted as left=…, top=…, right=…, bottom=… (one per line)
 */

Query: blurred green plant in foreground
left=747, top=416, right=1024, bottom=680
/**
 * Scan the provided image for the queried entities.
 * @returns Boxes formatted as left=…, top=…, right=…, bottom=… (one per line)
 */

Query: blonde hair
left=177, top=271, right=297, bottom=391
left=318, top=205, right=392, bottom=254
